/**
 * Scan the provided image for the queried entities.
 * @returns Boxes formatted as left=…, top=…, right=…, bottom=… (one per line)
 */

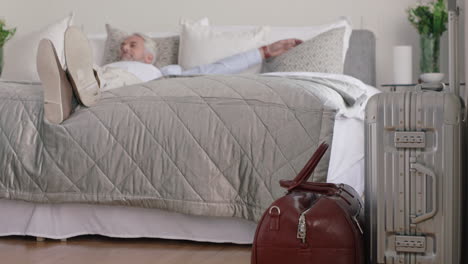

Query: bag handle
left=282, top=142, right=329, bottom=191
left=280, top=180, right=338, bottom=195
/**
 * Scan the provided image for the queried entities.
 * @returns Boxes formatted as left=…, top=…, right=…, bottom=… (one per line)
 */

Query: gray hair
left=131, top=33, right=157, bottom=64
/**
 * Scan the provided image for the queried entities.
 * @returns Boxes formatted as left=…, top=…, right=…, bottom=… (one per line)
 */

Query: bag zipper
left=297, top=207, right=312, bottom=244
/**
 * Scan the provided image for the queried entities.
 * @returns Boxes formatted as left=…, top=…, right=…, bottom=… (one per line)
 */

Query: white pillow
left=178, top=20, right=270, bottom=72
left=1, top=14, right=74, bottom=82
left=179, top=17, right=210, bottom=27
left=205, top=18, right=352, bottom=64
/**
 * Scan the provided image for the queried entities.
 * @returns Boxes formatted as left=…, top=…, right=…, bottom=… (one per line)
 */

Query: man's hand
left=259, top=39, right=303, bottom=59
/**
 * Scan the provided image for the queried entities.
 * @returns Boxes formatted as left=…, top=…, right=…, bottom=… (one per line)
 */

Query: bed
left=0, top=27, right=377, bottom=244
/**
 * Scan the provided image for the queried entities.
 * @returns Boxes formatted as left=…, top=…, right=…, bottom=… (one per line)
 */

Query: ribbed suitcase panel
left=365, top=91, right=463, bottom=264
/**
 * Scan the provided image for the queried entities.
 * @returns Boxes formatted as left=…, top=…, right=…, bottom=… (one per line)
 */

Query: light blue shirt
left=103, top=49, right=263, bottom=86
left=160, top=49, right=262, bottom=76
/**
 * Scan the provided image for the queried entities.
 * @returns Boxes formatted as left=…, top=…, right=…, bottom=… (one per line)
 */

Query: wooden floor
left=0, top=236, right=251, bottom=264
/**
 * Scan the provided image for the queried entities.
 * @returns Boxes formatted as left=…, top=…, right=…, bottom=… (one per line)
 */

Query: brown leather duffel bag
left=251, top=142, right=364, bottom=264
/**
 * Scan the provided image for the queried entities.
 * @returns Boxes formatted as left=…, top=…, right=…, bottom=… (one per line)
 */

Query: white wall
left=2, top=0, right=463, bottom=87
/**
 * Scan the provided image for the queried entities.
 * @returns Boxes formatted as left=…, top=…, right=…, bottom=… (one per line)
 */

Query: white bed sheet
left=0, top=73, right=380, bottom=243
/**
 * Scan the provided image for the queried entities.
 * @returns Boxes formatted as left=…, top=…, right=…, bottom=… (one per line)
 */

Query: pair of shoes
left=36, top=26, right=100, bottom=124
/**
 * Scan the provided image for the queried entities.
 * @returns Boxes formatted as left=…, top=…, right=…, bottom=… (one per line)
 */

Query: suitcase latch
left=395, top=235, right=426, bottom=253
left=394, top=132, right=426, bottom=148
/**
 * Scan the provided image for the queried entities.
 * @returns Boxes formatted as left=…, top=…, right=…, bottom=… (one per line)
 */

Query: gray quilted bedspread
left=0, top=74, right=365, bottom=221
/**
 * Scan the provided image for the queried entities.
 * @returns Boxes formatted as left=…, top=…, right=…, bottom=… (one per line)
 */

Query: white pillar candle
left=393, top=45, right=413, bottom=84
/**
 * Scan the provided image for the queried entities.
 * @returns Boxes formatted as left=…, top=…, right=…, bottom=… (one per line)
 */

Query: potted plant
left=0, top=18, right=16, bottom=75
left=407, top=0, right=448, bottom=83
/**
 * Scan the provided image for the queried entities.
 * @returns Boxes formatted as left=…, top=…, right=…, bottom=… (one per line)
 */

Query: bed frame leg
left=36, top=237, right=45, bottom=242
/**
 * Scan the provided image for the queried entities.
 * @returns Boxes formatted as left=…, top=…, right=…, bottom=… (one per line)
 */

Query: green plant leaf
left=407, top=0, right=448, bottom=36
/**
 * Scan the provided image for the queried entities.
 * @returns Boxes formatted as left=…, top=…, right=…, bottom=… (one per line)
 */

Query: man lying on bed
left=36, top=26, right=302, bottom=124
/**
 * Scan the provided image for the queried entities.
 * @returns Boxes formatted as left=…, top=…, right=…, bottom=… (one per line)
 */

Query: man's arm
left=180, top=48, right=263, bottom=75
left=159, top=38, right=303, bottom=76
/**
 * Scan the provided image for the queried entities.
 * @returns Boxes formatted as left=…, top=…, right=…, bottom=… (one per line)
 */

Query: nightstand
left=381, top=83, right=417, bottom=92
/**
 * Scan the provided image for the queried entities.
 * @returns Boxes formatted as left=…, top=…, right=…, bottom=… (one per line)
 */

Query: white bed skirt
left=0, top=199, right=258, bottom=243
left=0, top=118, right=365, bottom=243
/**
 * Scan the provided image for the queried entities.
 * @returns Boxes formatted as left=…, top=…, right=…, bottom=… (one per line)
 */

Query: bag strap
left=282, top=142, right=329, bottom=191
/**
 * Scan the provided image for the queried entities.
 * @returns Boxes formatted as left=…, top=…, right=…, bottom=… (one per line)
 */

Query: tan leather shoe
left=64, top=26, right=100, bottom=107
left=36, top=39, right=73, bottom=124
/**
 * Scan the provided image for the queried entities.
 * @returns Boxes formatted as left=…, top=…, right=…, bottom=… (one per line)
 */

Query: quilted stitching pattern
left=0, top=75, right=340, bottom=221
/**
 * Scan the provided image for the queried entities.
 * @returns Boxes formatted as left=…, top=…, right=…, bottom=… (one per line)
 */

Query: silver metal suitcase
left=365, top=1, right=466, bottom=263
left=364, top=88, right=464, bottom=264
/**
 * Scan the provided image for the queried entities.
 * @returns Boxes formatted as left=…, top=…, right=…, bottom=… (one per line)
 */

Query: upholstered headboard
left=344, top=30, right=376, bottom=86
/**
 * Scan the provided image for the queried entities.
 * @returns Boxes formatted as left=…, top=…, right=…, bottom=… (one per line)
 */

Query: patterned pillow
left=153, top=35, right=179, bottom=68
left=264, top=27, right=345, bottom=74
left=102, top=24, right=179, bottom=68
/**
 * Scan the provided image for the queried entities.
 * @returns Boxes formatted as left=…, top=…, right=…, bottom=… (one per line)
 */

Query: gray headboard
left=344, top=30, right=376, bottom=86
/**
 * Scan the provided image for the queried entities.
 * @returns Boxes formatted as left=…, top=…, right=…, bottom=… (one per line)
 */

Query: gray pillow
left=102, top=24, right=128, bottom=65
left=102, top=24, right=179, bottom=68
left=264, top=27, right=345, bottom=74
